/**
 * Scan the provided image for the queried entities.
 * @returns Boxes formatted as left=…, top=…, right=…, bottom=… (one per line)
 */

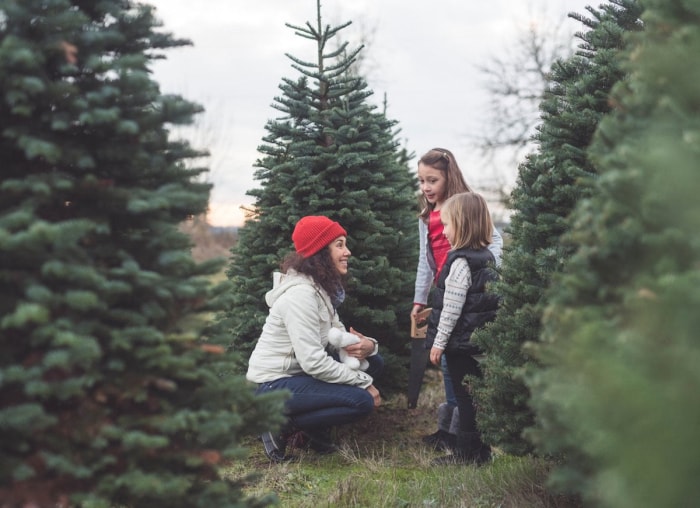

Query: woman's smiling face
left=328, top=236, right=351, bottom=275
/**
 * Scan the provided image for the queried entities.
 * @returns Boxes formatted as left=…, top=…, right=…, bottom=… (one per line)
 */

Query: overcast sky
left=148, top=0, right=594, bottom=226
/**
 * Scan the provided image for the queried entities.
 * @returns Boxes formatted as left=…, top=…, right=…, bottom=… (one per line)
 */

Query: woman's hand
left=430, top=346, right=443, bottom=366
left=367, top=384, right=381, bottom=407
left=345, top=327, right=375, bottom=359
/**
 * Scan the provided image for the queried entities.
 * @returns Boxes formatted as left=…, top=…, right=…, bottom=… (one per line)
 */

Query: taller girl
left=411, top=148, right=503, bottom=449
left=413, top=147, right=503, bottom=322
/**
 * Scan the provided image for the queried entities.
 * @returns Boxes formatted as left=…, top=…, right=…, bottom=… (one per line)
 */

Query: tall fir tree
left=223, top=0, right=418, bottom=378
left=528, top=0, right=700, bottom=505
left=470, top=0, right=643, bottom=455
left=0, top=1, right=282, bottom=506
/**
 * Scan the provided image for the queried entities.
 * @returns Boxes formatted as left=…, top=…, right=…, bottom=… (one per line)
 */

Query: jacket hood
left=265, top=269, right=315, bottom=308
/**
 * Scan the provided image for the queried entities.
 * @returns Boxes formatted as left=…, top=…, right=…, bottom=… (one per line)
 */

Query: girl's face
left=441, top=215, right=455, bottom=247
left=328, top=236, right=351, bottom=275
left=417, top=163, right=448, bottom=209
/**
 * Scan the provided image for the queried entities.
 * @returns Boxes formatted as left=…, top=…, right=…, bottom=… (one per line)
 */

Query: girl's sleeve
left=433, top=258, right=471, bottom=350
left=488, top=225, right=504, bottom=267
left=414, top=219, right=433, bottom=305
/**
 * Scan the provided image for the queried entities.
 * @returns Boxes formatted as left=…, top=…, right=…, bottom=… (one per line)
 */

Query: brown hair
left=281, top=248, right=346, bottom=297
left=441, top=192, right=493, bottom=250
left=418, top=147, right=472, bottom=221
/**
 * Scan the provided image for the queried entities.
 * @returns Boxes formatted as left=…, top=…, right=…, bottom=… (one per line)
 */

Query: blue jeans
left=256, top=354, right=384, bottom=430
left=441, top=354, right=457, bottom=406
left=444, top=352, right=481, bottom=434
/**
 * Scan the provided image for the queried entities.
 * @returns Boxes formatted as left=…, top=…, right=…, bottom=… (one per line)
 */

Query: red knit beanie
left=292, top=216, right=347, bottom=258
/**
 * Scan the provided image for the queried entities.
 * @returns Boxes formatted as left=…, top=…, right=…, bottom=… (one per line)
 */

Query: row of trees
left=530, top=0, right=700, bottom=504
left=472, top=0, right=644, bottom=455
left=1, top=1, right=281, bottom=506
left=2, top=0, right=697, bottom=506
left=471, top=0, right=700, bottom=505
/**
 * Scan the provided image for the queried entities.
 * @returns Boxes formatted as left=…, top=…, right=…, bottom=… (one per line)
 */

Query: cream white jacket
left=246, top=270, right=375, bottom=389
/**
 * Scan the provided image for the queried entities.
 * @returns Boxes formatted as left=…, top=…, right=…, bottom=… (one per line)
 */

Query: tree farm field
left=223, top=367, right=580, bottom=508
left=184, top=234, right=581, bottom=507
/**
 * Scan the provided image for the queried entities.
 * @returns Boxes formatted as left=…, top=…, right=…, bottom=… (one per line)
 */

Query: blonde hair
left=441, top=192, right=493, bottom=250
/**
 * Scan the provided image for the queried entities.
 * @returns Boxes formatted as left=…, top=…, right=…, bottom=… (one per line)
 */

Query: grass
left=221, top=369, right=581, bottom=508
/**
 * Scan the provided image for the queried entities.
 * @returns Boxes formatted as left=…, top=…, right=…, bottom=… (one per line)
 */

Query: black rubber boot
left=422, top=429, right=457, bottom=451
left=421, top=403, right=457, bottom=450
left=304, top=427, right=340, bottom=455
left=432, top=432, right=491, bottom=466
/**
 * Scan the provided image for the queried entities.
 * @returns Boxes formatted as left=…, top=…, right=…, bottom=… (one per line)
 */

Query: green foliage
left=223, top=2, right=418, bottom=371
left=0, top=1, right=280, bottom=506
left=529, top=0, right=700, bottom=505
left=471, top=0, right=644, bottom=455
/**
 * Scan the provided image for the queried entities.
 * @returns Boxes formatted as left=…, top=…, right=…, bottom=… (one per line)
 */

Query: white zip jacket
left=246, top=270, right=374, bottom=389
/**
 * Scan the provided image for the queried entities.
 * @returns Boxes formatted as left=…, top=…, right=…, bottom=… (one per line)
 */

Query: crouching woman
left=246, top=215, right=383, bottom=462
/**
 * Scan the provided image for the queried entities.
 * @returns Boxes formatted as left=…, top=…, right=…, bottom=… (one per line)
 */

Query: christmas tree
left=530, top=0, right=700, bottom=505
left=0, top=2, right=281, bottom=505
left=471, top=0, right=643, bottom=455
left=223, top=0, right=418, bottom=375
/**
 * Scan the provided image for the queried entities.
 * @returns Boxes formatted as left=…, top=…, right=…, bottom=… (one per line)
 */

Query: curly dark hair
left=281, top=248, right=347, bottom=297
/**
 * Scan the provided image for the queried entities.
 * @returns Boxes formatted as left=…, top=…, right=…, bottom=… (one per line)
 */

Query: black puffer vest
left=425, top=248, right=499, bottom=354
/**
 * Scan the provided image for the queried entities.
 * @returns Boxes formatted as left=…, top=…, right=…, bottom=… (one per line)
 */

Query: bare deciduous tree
left=470, top=4, right=576, bottom=185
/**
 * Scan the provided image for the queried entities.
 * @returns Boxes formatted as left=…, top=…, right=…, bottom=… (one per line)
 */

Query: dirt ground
left=334, top=367, right=445, bottom=451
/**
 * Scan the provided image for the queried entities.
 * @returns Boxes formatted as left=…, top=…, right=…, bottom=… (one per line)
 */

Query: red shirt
left=428, top=210, right=451, bottom=281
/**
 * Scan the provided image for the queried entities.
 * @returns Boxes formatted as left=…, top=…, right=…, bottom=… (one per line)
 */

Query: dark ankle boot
left=459, top=431, right=491, bottom=465
left=432, top=431, right=491, bottom=466
left=261, top=420, right=297, bottom=463
left=422, top=429, right=455, bottom=451
left=304, top=427, right=339, bottom=455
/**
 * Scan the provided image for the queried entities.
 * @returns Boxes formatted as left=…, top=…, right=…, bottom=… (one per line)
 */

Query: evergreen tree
left=529, top=0, right=700, bottom=505
left=471, top=0, right=643, bottom=455
left=224, top=0, right=418, bottom=376
left=0, top=1, right=281, bottom=506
